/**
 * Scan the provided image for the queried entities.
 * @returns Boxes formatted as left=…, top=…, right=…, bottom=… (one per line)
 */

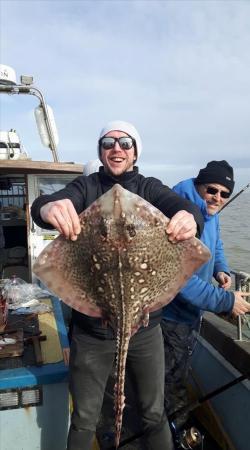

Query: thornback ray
left=33, top=184, right=210, bottom=448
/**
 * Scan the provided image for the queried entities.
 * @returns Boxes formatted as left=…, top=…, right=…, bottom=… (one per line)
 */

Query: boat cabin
left=0, top=160, right=83, bottom=283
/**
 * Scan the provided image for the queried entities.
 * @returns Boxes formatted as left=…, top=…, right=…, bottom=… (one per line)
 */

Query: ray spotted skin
left=34, top=184, right=210, bottom=447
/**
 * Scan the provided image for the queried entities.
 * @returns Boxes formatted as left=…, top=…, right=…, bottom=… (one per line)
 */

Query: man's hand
left=216, top=272, right=232, bottom=289
left=166, top=210, right=197, bottom=242
left=232, top=292, right=250, bottom=316
left=40, top=199, right=81, bottom=241
left=63, top=347, right=70, bottom=366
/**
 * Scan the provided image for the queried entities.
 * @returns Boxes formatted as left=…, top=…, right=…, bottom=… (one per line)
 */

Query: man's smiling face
left=100, top=130, right=136, bottom=176
left=196, top=183, right=230, bottom=215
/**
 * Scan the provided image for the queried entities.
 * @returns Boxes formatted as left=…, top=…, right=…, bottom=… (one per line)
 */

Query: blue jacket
left=162, top=178, right=234, bottom=326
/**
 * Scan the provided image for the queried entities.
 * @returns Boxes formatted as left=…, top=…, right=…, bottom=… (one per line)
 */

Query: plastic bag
left=2, top=276, right=24, bottom=308
left=2, top=276, right=52, bottom=310
left=13, top=302, right=52, bottom=314
left=0, top=287, right=8, bottom=332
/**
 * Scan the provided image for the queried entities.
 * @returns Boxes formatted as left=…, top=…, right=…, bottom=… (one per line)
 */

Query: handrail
left=0, top=84, right=59, bottom=162
left=231, top=270, right=250, bottom=341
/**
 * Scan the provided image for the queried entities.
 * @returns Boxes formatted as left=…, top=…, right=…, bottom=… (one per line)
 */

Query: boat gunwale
left=201, top=311, right=250, bottom=376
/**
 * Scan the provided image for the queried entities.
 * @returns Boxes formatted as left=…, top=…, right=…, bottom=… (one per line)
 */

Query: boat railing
left=231, top=269, right=250, bottom=341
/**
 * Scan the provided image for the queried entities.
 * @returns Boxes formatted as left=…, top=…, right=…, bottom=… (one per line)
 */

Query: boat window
left=38, top=177, right=73, bottom=196
left=0, top=176, right=26, bottom=211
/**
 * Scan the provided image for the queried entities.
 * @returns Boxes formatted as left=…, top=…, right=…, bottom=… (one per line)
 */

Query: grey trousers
left=67, top=324, right=174, bottom=450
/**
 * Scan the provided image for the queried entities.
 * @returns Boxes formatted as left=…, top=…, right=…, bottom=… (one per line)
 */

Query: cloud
left=1, top=0, right=250, bottom=188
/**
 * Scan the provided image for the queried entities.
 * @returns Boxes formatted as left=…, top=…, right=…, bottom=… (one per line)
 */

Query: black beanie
left=195, top=160, right=235, bottom=193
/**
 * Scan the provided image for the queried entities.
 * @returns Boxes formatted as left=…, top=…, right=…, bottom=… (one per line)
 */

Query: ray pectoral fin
left=33, top=243, right=103, bottom=317
left=149, top=237, right=211, bottom=312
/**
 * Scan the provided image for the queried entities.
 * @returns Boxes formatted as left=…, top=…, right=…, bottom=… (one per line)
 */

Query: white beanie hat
left=83, top=159, right=102, bottom=176
left=98, top=120, right=142, bottom=161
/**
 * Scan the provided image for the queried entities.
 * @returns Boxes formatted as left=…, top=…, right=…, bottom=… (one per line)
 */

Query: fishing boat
left=0, top=65, right=249, bottom=450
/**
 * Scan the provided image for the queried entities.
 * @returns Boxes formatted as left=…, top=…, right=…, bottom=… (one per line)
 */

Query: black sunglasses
left=206, top=186, right=230, bottom=199
left=99, top=136, right=135, bottom=151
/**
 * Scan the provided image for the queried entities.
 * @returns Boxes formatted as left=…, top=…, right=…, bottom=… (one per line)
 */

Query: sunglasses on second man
left=99, top=136, right=135, bottom=151
left=205, top=185, right=231, bottom=199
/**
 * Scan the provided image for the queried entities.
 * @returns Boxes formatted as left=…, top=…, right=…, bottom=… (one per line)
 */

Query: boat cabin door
left=0, top=173, right=77, bottom=283
left=27, top=174, right=76, bottom=283
left=0, top=174, right=29, bottom=281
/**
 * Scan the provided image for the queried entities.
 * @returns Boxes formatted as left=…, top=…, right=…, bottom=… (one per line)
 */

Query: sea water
left=220, top=192, right=250, bottom=274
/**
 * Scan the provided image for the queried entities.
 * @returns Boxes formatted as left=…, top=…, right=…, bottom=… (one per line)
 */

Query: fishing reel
left=171, top=423, right=203, bottom=449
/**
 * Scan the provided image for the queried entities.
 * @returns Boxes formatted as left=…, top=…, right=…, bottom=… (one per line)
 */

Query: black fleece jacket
left=31, top=167, right=204, bottom=339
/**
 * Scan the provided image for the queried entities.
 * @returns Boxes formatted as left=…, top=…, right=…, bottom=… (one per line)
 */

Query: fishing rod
left=106, top=370, right=250, bottom=449
left=220, top=182, right=250, bottom=212
left=168, top=369, right=250, bottom=423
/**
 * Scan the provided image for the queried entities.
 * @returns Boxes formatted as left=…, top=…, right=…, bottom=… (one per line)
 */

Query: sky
left=1, top=0, right=250, bottom=191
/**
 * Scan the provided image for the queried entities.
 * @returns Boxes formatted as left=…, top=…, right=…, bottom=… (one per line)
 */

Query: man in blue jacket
left=161, top=160, right=250, bottom=430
